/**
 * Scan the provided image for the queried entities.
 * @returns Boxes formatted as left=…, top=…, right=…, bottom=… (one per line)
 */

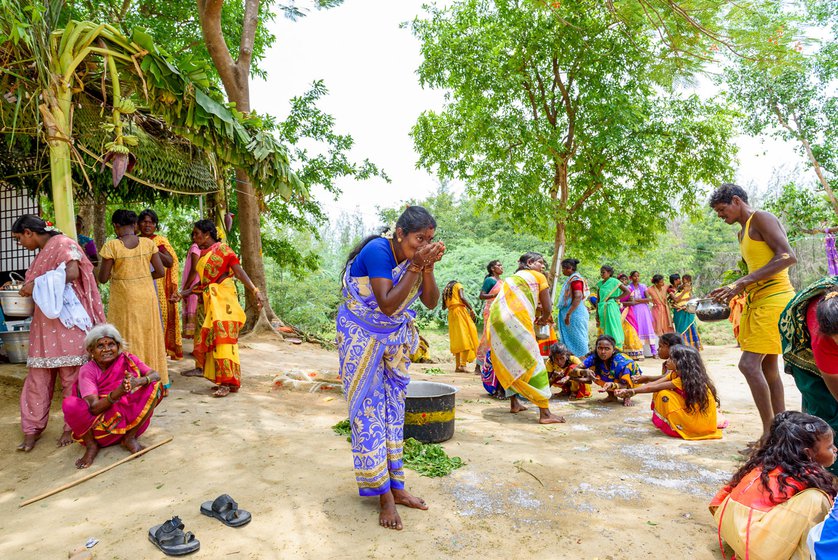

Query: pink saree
left=62, top=353, right=162, bottom=446
left=25, top=234, right=105, bottom=368
left=180, top=243, right=201, bottom=339
left=476, top=280, right=502, bottom=367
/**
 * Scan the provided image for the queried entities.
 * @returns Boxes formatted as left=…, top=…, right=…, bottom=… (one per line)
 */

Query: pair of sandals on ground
left=148, top=494, right=251, bottom=556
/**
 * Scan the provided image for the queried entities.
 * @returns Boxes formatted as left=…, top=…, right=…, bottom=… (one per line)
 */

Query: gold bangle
left=407, top=264, right=422, bottom=274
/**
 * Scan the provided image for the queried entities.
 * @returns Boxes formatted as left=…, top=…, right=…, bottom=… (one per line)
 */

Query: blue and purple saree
left=336, top=258, right=421, bottom=496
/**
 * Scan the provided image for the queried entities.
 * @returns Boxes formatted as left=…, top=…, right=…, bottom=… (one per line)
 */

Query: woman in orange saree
left=648, top=274, right=675, bottom=336
left=138, top=209, right=182, bottom=360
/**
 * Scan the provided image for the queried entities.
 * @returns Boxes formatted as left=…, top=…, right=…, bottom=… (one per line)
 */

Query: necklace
left=389, top=239, right=400, bottom=262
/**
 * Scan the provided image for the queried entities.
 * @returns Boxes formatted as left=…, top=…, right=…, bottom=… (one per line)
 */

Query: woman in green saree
left=595, top=266, right=631, bottom=350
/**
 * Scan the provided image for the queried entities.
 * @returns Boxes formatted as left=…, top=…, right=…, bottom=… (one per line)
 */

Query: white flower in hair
left=379, top=222, right=397, bottom=240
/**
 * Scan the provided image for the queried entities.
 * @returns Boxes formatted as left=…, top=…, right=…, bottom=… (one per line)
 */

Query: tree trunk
left=93, top=191, right=107, bottom=249
left=548, top=160, right=569, bottom=306
left=42, top=86, right=77, bottom=238
left=197, top=0, right=282, bottom=332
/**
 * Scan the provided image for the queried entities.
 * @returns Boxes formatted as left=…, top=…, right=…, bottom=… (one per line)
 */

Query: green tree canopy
left=410, top=0, right=738, bottom=295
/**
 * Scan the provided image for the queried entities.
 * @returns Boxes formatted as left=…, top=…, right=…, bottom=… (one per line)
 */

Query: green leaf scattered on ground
left=332, top=419, right=351, bottom=438
left=403, top=438, right=464, bottom=477
left=423, top=367, right=446, bottom=375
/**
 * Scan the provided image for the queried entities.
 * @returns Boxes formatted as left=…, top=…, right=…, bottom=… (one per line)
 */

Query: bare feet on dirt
left=57, top=430, right=74, bottom=447
left=122, top=435, right=145, bottom=454
left=75, top=443, right=99, bottom=469
left=16, top=433, right=40, bottom=452
left=538, top=409, right=566, bottom=424
left=213, top=385, right=231, bottom=398
left=392, top=488, right=428, bottom=510
left=378, top=491, right=402, bottom=530
left=509, top=395, right=528, bottom=413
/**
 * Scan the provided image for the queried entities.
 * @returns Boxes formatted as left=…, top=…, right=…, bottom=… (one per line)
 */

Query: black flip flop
left=200, top=494, right=252, bottom=527
left=148, top=516, right=200, bottom=556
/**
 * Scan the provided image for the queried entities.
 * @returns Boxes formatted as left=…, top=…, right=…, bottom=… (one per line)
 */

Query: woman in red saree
left=179, top=220, right=265, bottom=397
left=11, top=215, right=105, bottom=452
left=62, top=324, right=162, bottom=468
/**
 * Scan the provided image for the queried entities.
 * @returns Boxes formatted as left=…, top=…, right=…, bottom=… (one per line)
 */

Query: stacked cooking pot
left=0, top=273, right=32, bottom=363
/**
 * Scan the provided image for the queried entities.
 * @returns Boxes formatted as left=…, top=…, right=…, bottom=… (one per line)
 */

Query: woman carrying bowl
left=10, top=215, right=105, bottom=452
left=62, top=324, right=163, bottom=468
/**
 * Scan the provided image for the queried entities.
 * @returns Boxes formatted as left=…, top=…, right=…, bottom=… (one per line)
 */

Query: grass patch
left=423, top=367, right=446, bottom=375
left=403, top=438, right=464, bottom=477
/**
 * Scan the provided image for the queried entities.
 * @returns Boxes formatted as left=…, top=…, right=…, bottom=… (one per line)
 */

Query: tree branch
left=239, top=0, right=260, bottom=71
left=196, top=0, right=240, bottom=99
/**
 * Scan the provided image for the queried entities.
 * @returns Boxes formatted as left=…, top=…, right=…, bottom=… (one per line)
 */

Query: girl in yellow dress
left=442, top=280, right=479, bottom=372
left=98, top=210, right=169, bottom=389
left=618, top=344, right=721, bottom=439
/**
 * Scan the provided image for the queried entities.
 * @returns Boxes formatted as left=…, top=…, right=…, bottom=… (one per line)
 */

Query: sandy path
left=0, top=340, right=798, bottom=559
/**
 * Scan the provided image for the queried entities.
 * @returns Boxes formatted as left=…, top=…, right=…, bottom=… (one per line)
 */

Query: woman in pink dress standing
left=11, top=215, right=105, bottom=452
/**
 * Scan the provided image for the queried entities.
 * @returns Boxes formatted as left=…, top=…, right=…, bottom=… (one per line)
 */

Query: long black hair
left=548, top=342, right=573, bottom=364
left=728, top=411, right=837, bottom=503
left=111, top=209, right=137, bottom=227
left=818, top=289, right=838, bottom=335
left=651, top=274, right=664, bottom=284
left=442, top=280, right=458, bottom=309
left=658, top=333, right=684, bottom=348
left=344, top=206, right=437, bottom=268
left=516, top=252, right=544, bottom=271
left=138, top=208, right=160, bottom=225
left=669, top=273, right=680, bottom=286
left=194, top=219, right=220, bottom=242
left=585, top=334, right=625, bottom=370
left=11, top=214, right=61, bottom=237
left=485, top=260, right=501, bottom=278
left=600, top=265, right=614, bottom=277
left=561, top=258, right=580, bottom=272
left=669, top=345, right=718, bottom=413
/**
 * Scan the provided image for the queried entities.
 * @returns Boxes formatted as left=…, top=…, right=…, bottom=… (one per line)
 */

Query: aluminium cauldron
left=403, top=381, right=458, bottom=443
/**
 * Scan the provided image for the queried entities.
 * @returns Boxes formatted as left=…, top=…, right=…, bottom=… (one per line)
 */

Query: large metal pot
left=404, top=381, right=458, bottom=443
left=0, top=291, right=34, bottom=318
left=694, top=298, right=731, bottom=322
left=0, top=329, right=30, bottom=363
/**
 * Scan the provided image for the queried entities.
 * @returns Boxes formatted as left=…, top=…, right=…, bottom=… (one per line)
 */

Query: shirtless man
left=708, top=184, right=797, bottom=438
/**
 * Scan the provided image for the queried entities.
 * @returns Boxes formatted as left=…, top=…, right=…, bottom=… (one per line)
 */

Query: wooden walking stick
left=19, top=436, right=173, bottom=508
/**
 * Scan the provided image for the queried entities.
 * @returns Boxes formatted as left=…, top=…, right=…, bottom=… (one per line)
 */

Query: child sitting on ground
left=574, top=335, right=639, bottom=406
left=709, top=411, right=836, bottom=560
left=616, top=345, right=723, bottom=440
left=545, top=343, right=590, bottom=399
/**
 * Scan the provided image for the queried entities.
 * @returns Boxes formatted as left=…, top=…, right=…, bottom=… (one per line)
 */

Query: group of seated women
left=541, top=332, right=724, bottom=440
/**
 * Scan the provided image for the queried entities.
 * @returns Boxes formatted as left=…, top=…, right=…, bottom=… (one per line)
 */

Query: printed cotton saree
left=487, top=270, right=552, bottom=408
left=336, top=258, right=421, bottom=496
left=62, top=353, right=162, bottom=446
left=192, top=243, right=245, bottom=388
left=595, top=277, right=625, bottom=349
left=557, top=272, right=590, bottom=357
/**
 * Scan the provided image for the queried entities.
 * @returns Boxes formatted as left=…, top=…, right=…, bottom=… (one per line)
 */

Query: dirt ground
left=0, top=338, right=800, bottom=559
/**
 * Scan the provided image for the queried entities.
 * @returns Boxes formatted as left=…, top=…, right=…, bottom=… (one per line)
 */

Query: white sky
left=250, top=1, right=805, bottom=227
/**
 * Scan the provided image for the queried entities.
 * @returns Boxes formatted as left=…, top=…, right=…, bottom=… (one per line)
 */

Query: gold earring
left=397, top=237, right=402, bottom=242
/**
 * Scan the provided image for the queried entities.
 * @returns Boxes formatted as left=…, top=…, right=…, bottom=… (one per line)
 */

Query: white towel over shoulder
left=33, top=262, right=93, bottom=332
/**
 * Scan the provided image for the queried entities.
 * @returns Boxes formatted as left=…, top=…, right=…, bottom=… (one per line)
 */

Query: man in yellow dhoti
left=709, top=184, right=797, bottom=437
